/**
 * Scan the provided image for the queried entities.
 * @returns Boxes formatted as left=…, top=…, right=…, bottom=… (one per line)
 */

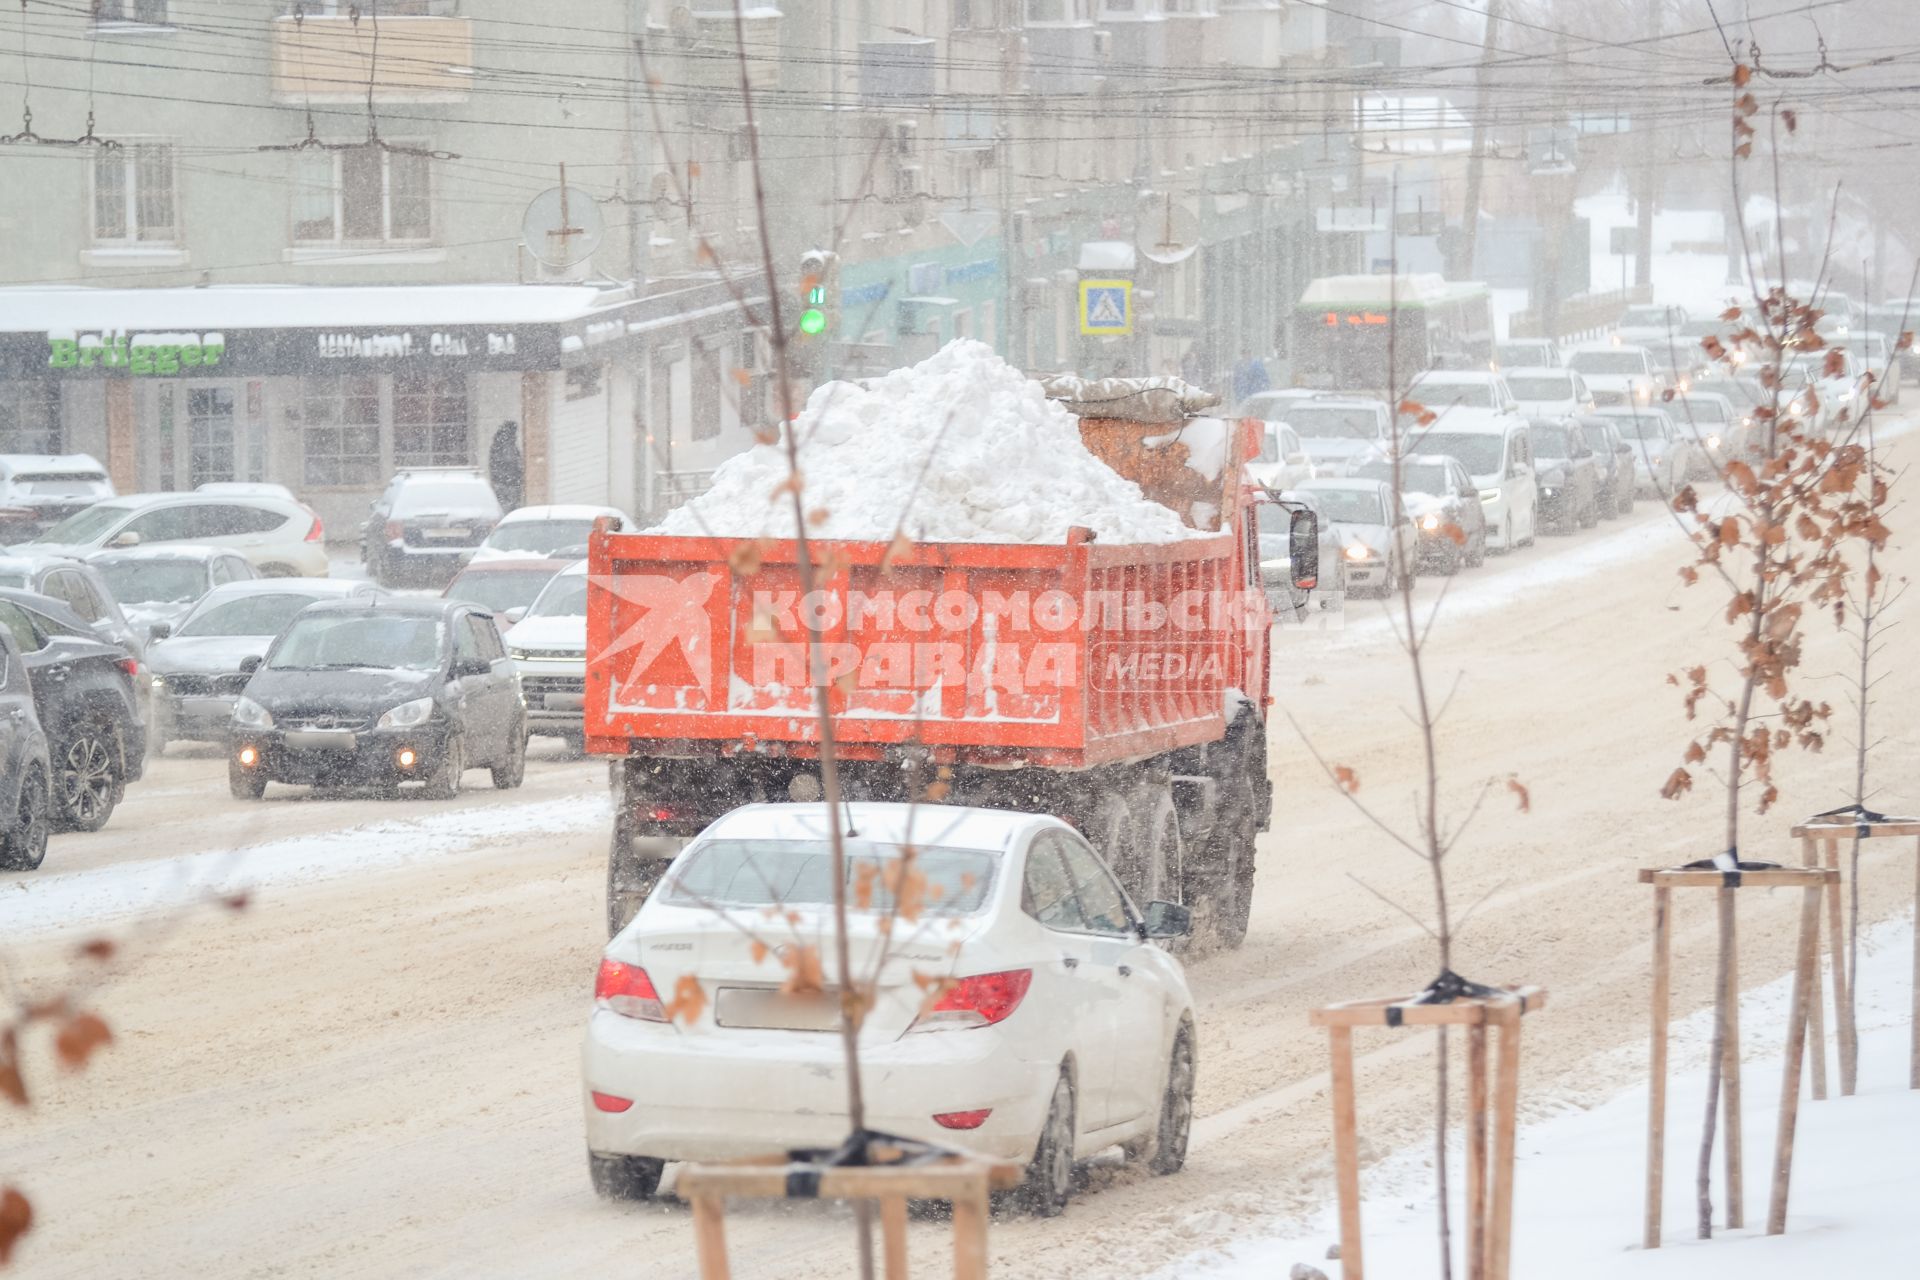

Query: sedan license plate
left=284, top=730, right=357, bottom=751
left=714, top=987, right=842, bottom=1032
left=421, top=528, right=468, bottom=542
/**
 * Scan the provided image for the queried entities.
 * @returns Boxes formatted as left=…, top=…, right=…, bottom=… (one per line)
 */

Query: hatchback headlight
left=232, top=696, right=273, bottom=730
left=1421, top=513, right=1441, bottom=531
left=1343, top=544, right=1373, bottom=562
left=1707, top=433, right=1722, bottom=449
left=377, top=696, right=435, bottom=730
left=509, top=648, right=532, bottom=661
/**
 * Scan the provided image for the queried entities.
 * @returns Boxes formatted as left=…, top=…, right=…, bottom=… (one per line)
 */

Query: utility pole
left=1635, top=0, right=1659, bottom=292
left=824, top=0, right=841, bottom=382
left=999, top=10, right=1020, bottom=366
left=623, top=0, right=645, bottom=292
left=1454, top=0, right=1503, bottom=280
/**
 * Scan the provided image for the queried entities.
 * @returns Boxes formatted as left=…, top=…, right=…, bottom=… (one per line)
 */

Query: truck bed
left=584, top=527, right=1252, bottom=769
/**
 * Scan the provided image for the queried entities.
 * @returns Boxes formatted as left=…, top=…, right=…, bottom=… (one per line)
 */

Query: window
left=97, top=0, right=170, bottom=24
left=0, top=383, right=60, bottom=454
left=189, top=504, right=285, bottom=539
left=93, top=142, right=177, bottom=244
left=454, top=616, right=487, bottom=664
left=293, top=146, right=432, bottom=245
left=1026, top=0, right=1086, bottom=21
left=186, top=387, right=236, bottom=486
left=691, top=344, right=721, bottom=443
left=302, top=374, right=381, bottom=486
left=122, top=506, right=194, bottom=544
left=394, top=370, right=470, bottom=467
left=0, top=602, right=44, bottom=654
left=954, top=0, right=1003, bottom=27
left=1056, top=836, right=1133, bottom=934
left=1022, top=837, right=1090, bottom=932
left=285, top=1, right=440, bottom=14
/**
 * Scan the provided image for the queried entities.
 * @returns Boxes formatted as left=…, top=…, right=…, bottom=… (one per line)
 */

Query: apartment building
left=0, top=0, right=763, bottom=531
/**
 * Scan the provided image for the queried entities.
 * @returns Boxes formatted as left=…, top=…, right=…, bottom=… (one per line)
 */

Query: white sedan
left=470, top=504, right=630, bottom=562
left=582, top=802, right=1198, bottom=1215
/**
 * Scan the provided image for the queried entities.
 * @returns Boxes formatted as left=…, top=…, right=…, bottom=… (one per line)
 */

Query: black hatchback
left=227, top=598, right=526, bottom=800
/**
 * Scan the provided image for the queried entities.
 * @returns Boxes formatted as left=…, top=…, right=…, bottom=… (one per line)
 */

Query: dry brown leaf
left=53, top=1012, right=111, bottom=1072
left=728, top=539, right=766, bottom=577
left=75, top=938, right=115, bottom=962
left=1684, top=741, right=1706, bottom=764
left=1332, top=764, right=1360, bottom=794
left=880, top=530, right=914, bottom=572
left=1781, top=108, right=1798, bottom=133
left=1660, top=767, right=1694, bottom=800
left=807, top=507, right=830, bottom=527
left=730, top=367, right=753, bottom=387
left=663, top=975, right=707, bottom=1026
left=1732, top=63, right=1752, bottom=87
left=0, top=1033, right=24, bottom=1108
left=0, top=1187, right=30, bottom=1266
left=924, top=779, right=951, bottom=802
left=749, top=939, right=769, bottom=965
left=781, top=945, right=825, bottom=995
left=1506, top=776, right=1530, bottom=814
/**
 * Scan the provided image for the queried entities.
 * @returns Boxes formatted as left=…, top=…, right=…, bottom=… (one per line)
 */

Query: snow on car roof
left=1569, top=339, right=1652, bottom=353
left=87, top=543, right=237, bottom=564
left=0, top=453, right=107, bottom=475
left=195, top=578, right=372, bottom=603
left=1298, top=477, right=1391, bottom=492
left=699, top=802, right=1056, bottom=853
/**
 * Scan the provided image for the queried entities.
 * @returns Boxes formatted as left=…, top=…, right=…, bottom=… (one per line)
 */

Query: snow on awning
left=1078, top=241, right=1137, bottom=273
left=0, top=283, right=631, bottom=333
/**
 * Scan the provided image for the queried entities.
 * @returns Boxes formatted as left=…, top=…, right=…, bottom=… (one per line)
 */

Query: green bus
left=1293, top=275, right=1493, bottom=392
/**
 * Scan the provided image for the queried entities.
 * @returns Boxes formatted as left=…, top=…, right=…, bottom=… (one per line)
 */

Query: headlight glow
left=1708, top=433, right=1722, bottom=449
left=232, top=696, right=273, bottom=730
left=1421, top=513, right=1441, bottom=531
left=1343, top=544, right=1372, bottom=562
left=377, top=696, right=436, bottom=730
left=509, top=648, right=531, bottom=661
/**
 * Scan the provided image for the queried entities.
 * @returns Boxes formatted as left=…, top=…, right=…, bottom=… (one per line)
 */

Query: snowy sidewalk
left=1160, top=915, right=1920, bottom=1278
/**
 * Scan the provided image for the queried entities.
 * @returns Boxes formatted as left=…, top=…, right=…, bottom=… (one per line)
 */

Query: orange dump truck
left=587, top=387, right=1319, bottom=945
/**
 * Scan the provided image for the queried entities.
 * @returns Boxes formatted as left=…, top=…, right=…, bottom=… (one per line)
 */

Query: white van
left=1403, top=421, right=1539, bottom=553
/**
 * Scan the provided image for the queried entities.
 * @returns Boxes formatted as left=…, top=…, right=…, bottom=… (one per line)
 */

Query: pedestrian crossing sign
left=1079, top=279, right=1133, bottom=335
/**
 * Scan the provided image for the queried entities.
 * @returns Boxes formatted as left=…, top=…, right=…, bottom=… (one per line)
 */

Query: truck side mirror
left=1289, top=508, right=1319, bottom=592
left=1142, top=900, right=1191, bottom=940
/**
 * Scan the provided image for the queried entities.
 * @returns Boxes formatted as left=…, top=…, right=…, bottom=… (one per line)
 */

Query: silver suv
left=361, top=468, right=503, bottom=589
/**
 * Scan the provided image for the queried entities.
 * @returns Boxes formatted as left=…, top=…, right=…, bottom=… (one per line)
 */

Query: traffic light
left=796, top=249, right=839, bottom=341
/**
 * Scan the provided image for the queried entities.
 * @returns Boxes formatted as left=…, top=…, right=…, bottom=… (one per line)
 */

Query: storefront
left=0, top=280, right=757, bottom=536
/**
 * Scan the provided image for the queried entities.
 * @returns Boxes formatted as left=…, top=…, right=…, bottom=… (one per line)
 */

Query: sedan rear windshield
left=1411, top=380, right=1495, bottom=408
left=1507, top=375, right=1574, bottom=401
left=268, top=614, right=443, bottom=671
left=1603, top=412, right=1671, bottom=439
left=1306, top=489, right=1386, bottom=524
left=1284, top=407, right=1381, bottom=441
left=665, top=839, right=997, bottom=915
left=95, top=560, right=207, bottom=605
left=484, top=519, right=595, bottom=554
left=1354, top=462, right=1451, bottom=496
left=179, top=593, right=324, bottom=638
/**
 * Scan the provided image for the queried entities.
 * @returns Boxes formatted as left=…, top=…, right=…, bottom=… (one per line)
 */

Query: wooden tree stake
left=1720, top=888, right=1744, bottom=1228
left=1645, top=885, right=1672, bottom=1249
left=1768, top=881, right=1825, bottom=1234
left=1328, top=1025, right=1366, bottom=1280
left=1467, top=1024, right=1490, bottom=1280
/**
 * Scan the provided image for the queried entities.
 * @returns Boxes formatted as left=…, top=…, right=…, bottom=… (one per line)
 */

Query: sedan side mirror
left=451, top=656, right=492, bottom=678
left=1142, top=900, right=1192, bottom=940
left=108, top=530, right=141, bottom=548
left=503, top=606, right=527, bottom=625
left=1288, top=507, right=1320, bottom=592
left=238, top=654, right=263, bottom=674
left=147, top=622, right=172, bottom=642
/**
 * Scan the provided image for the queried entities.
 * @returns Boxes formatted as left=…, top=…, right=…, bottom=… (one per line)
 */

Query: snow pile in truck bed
left=652, top=339, right=1201, bottom=544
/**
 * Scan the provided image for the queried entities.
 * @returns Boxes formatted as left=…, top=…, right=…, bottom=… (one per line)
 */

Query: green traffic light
left=798, top=308, right=828, bottom=336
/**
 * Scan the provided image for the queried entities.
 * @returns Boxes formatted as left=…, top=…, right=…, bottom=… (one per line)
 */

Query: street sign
left=1079, top=279, right=1132, bottom=335
left=1609, top=226, right=1637, bottom=256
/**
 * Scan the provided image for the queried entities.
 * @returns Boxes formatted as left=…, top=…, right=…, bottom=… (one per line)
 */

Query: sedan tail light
left=304, top=512, right=325, bottom=543
left=117, top=657, right=138, bottom=678
left=932, top=1109, right=992, bottom=1130
left=912, top=969, right=1032, bottom=1032
left=594, top=957, right=667, bottom=1022
left=384, top=519, right=405, bottom=541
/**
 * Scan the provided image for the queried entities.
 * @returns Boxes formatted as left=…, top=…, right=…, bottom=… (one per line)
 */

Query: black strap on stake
left=1385, top=969, right=1506, bottom=1025
left=781, top=1128, right=955, bottom=1200
left=1678, top=852, right=1780, bottom=887
left=1808, top=802, right=1920, bottom=838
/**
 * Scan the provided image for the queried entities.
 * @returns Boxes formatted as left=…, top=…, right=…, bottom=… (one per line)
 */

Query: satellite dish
left=522, top=184, right=606, bottom=269
left=1140, top=193, right=1201, bottom=266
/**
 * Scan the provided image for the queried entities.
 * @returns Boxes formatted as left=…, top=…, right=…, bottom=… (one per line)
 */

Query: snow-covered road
left=6, top=418, right=1920, bottom=1278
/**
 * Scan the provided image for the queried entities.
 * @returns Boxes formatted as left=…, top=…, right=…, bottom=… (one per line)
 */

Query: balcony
left=272, top=15, right=474, bottom=105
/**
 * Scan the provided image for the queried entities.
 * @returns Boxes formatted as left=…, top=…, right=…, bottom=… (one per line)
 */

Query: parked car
left=1405, top=423, right=1539, bottom=553
left=1780, top=348, right=1862, bottom=435
left=0, top=626, right=52, bottom=871
left=24, top=492, right=327, bottom=577
left=1266, top=489, right=1346, bottom=604
left=1235, top=387, right=1327, bottom=421
left=1504, top=367, right=1596, bottom=418
left=1296, top=478, right=1418, bottom=597
left=504, top=561, right=589, bottom=745
left=470, top=504, right=630, bottom=563
left=1275, top=398, right=1391, bottom=477
left=0, top=588, right=145, bottom=832
left=361, top=468, right=503, bottom=588
left=445, top=556, right=573, bottom=632
left=0, top=551, right=144, bottom=658
left=1567, top=342, right=1661, bottom=407
left=1595, top=405, right=1688, bottom=496
left=1574, top=415, right=1635, bottom=516
left=196, top=481, right=297, bottom=500
left=1526, top=418, right=1602, bottom=532
left=1494, top=339, right=1560, bottom=369
left=1246, top=420, right=1315, bottom=491
left=146, top=578, right=385, bottom=750
left=1353, top=455, right=1488, bottom=573
left=582, top=802, right=1197, bottom=1214
left=0, top=453, right=114, bottom=541
left=88, top=544, right=256, bottom=640
left=228, top=598, right=526, bottom=799
left=1405, top=370, right=1523, bottom=428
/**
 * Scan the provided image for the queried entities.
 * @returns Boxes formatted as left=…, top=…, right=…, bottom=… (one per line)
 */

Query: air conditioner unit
left=893, top=120, right=918, bottom=156
left=975, top=146, right=997, bottom=170
left=727, top=126, right=754, bottom=162
left=1093, top=30, right=1113, bottom=59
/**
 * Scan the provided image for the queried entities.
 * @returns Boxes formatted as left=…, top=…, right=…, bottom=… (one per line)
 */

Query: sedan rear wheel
left=587, top=1151, right=664, bottom=1201
left=0, top=765, right=51, bottom=871
left=54, top=717, right=121, bottom=833
left=1018, top=1069, right=1077, bottom=1217
left=1149, top=1023, right=1196, bottom=1175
